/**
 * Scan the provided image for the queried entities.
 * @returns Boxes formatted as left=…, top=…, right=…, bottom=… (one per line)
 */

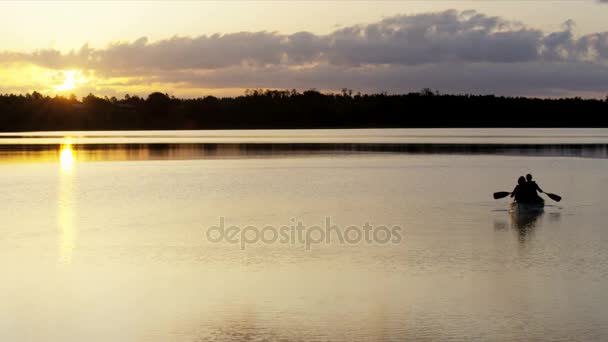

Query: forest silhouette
left=1, top=88, right=607, bottom=131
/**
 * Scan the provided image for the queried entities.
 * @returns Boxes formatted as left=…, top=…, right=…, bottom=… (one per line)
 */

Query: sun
left=54, top=70, right=78, bottom=91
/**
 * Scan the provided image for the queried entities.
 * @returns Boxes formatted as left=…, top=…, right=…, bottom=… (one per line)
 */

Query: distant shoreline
left=2, top=90, right=607, bottom=131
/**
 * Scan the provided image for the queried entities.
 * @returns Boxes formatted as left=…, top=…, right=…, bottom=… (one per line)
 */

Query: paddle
left=493, top=190, right=562, bottom=202
left=493, top=191, right=511, bottom=200
left=543, top=192, right=562, bottom=202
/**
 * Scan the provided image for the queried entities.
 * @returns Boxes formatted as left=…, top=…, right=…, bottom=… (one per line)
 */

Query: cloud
left=6, top=9, right=608, bottom=71
left=137, top=62, right=608, bottom=97
left=1, top=9, right=608, bottom=97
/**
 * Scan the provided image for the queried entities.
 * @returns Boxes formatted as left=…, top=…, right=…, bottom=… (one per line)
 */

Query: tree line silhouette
left=0, top=88, right=607, bottom=131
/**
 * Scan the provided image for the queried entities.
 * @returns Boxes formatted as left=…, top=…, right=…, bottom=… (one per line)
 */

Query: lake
left=1, top=129, right=607, bottom=341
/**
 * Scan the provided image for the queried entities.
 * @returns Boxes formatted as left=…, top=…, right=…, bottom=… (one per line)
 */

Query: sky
left=0, top=0, right=607, bottom=98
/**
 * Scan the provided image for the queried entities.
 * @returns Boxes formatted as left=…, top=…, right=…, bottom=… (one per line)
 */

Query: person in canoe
left=510, top=176, right=529, bottom=203
left=524, top=174, right=544, bottom=203
left=510, top=174, right=544, bottom=204
left=493, top=177, right=561, bottom=203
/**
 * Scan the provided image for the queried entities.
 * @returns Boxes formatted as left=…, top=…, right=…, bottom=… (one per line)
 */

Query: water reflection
left=510, top=209, right=544, bottom=243
left=58, top=141, right=76, bottom=263
left=60, top=141, right=75, bottom=171
left=0, top=142, right=607, bottom=164
left=495, top=207, right=562, bottom=244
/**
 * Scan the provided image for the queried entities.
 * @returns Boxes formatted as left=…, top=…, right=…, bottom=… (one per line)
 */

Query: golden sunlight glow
left=54, top=70, right=78, bottom=91
left=60, top=141, right=75, bottom=171
left=58, top=169, right=76, bottom=264
left=58, top=159, right=75, bottom=263
left=58, top=138, right=76, bottom=263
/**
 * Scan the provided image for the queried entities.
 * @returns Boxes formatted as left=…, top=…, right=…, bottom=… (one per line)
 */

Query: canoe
left=510, top=200, right=544, bottom=214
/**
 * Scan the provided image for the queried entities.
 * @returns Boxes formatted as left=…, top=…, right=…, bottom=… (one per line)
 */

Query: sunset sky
left=1, top=0, right=607, bottom=98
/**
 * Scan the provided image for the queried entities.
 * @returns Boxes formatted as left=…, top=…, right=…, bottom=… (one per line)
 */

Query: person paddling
left=510, top=176, right=528, bottom=202
left=524, top=174, right=544, bottom=203
left=493, top=176, right=562, bottom=203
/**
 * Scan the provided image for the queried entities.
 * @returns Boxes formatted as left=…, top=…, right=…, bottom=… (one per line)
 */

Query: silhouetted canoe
left=510, top=200, right=544, bottom=214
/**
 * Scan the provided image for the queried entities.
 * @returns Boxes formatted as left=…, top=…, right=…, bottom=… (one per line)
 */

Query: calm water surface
left=0, top=129, right=607, bottom=341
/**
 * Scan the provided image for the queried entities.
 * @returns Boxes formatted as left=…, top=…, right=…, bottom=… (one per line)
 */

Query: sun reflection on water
left=60, top=141, right=75, bottom=172
left=58, top=139, right=76, bottom=263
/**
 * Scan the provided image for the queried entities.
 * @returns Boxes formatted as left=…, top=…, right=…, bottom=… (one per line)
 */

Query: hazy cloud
left=4, top=10, right=608, bottom=71
left=139, top=62, right=608, bottom=97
